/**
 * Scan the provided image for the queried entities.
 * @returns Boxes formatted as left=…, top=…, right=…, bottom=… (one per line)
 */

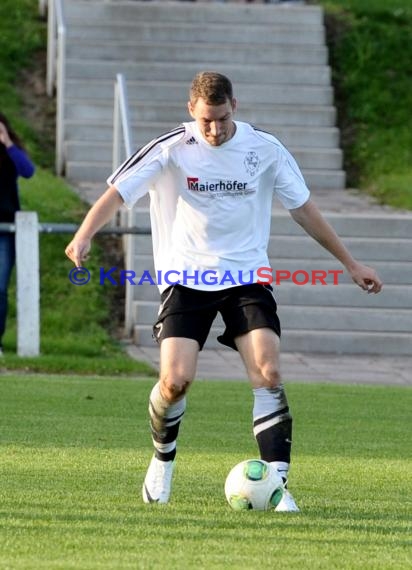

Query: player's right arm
left=65, top=185, right=123, bottom=267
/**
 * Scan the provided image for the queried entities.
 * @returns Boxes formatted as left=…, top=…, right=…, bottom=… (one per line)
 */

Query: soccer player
left=65, top=71, right=382, bottom=511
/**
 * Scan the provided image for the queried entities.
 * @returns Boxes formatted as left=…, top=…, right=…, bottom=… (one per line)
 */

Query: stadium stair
left=57, top=0, right=412, bottom=355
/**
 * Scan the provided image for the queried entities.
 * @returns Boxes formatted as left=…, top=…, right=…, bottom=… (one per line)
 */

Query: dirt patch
left=323, top=10, right=360, bottom=186
left=16, top=48, right=127, bottom=340
left=17, top=49, right=56, bottom=169
left=95, top=234, right=127, bottom=340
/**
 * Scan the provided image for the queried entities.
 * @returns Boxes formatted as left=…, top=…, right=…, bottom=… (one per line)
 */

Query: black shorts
left=153, top=283, right=281, bottom=351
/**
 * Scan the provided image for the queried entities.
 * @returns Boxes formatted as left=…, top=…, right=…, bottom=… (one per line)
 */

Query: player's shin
left=148, top=381, right=186, bottom=462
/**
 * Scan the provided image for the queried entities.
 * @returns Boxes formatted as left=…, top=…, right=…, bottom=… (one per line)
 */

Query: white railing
left=113, top=74, right=136, bottom=336
left=16, top=213, right=40, bottom=357
left=0, top=216, right=149, bottom=357
left=45, top=0, right=66, bottom=175
left=113, top=74, right=134, bottom=170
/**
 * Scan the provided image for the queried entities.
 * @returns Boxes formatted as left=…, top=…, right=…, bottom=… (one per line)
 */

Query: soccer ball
left=224, top=459, right=284, bottom=511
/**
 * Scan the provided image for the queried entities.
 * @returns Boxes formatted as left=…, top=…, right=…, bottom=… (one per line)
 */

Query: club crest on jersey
left=244, top=151, right=260, bottom=176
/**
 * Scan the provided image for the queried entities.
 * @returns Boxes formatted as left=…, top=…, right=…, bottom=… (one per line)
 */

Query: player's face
left=188, top=97, right=237, bottom=146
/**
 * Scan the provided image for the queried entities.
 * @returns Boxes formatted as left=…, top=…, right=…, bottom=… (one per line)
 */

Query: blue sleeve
left=7, top=145, right=35, bottom=178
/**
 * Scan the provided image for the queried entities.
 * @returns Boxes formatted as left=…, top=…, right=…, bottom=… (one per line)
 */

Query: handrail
left=0, top=223, right=150, bottom=235
left=113, top=73, right=134, bottom=170
left=46, top=0, right=66, bottom=175
left=112, top=73, right=136, bottom=336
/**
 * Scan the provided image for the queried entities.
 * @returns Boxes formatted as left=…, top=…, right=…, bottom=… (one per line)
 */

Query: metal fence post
left=15, top=212, right=40, bottom=357
left=112, top=74, right=135, bottom=336
left=46, top=0, right=55, bottom=97
left=55, top=0, right=66, bottom=175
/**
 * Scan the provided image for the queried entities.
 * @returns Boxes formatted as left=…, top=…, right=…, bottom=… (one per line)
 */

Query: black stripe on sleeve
left=109, top=126, right=186, bottom=184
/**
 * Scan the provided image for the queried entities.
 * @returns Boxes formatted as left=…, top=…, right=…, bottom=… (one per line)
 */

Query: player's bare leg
left=143, top=337, right=199, bottom=504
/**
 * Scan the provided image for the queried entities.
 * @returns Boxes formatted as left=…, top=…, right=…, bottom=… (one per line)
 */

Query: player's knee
left=258, top=363, right=281, bottom=389
left=160, top=373, right=191, bottom=402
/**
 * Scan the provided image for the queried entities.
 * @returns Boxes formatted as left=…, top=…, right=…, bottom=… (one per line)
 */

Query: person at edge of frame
left=0, top=112, right=35, bottom=357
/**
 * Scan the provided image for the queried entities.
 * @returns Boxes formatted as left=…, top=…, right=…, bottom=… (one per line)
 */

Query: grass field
left=0, top=376, right=410, bottom=569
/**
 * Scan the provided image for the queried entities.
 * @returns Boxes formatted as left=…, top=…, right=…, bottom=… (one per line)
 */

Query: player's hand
left=65, top=236, right=91, bottom=268
left=0, top=122, right=13, bottom=147
left=348, top=261, right=383, bottom=294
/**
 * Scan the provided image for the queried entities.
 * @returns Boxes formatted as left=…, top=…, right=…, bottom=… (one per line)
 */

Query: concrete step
left=66, top=40, right=328, bottom=66
left=65, top=60, right=331, bottom=86
left=125, top=234, right=412, bottom=263
left=267, top=235, right=412, bottom=261
left=65, top=102, right=337, bottom=128
left=131, top=208, right=412, bottom=239
left=132, top=300, right=412, bottom=333
left=65, top=160, right=345, bottom=190
left=64, top=79, right=334, bottom=106
left=132, top=324, right=412, bottom=356
left=280, top=330, right=412, bottom=356
left=281, top=331, right=412, bottom=356
left=262, top=211, right=412, bottom=239
left=67, top=21, right=325, bottom=45
left=280, top=306, right=412, bottom=332
left=125, top=282, right=412, bottom=308
left=65, top=119, right=340, bottom=148
left=275, top=284, right=412, bottom=309
left=65, top=1, right=324, bottom=27
left=129, top=255, right=412, bottom=286
left=65, top=140, right=342, bottom=169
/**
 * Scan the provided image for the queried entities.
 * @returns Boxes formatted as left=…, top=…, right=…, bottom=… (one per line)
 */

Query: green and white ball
left=224, top=459, right=284, bottom=511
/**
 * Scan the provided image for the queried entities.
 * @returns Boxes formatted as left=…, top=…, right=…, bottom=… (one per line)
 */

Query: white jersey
left=108, top=120, right=310, bottom=292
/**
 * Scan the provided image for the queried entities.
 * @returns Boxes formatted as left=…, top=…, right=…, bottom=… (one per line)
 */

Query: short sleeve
left=107, top=146, right=164, bottom=209
left=273, top=147, right=310, bottom=210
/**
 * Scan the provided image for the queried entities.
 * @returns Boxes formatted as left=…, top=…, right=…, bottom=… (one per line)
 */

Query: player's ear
left=187, top=101, right=195, bottom=118
left=231, top=98, right=237, bottom=113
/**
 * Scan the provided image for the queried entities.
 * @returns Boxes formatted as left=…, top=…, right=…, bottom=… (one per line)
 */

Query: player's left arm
left=289, top=198, right=383, bottom=294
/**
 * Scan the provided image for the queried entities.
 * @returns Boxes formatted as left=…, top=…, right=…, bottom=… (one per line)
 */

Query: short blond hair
left=189, top=71, right=234, bottom=105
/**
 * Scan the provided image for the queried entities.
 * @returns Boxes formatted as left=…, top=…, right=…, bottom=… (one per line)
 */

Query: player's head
left=188, top=71, right=237, bottom=147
